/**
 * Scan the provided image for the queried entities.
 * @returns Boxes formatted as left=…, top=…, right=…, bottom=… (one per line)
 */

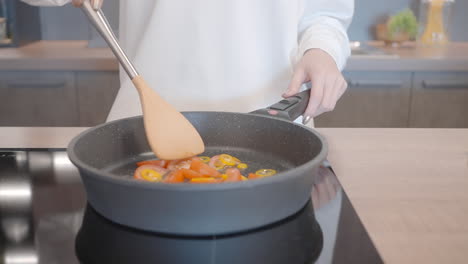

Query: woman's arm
left=297, top=0, right=354, bottom=70
left=284, top=0, right=354, bottom=121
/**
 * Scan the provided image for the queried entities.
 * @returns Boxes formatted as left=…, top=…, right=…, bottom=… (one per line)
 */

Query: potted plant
left=376, top=9, right=418, bottom=45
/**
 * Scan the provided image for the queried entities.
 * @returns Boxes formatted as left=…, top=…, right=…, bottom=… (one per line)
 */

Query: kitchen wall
left=38, top=0, right=118, bottom=44
left=348, top=0, right=468, bottom=41
left=36, top=0, right=468, bottom=42
left=39, top=4, right=87, bottom=40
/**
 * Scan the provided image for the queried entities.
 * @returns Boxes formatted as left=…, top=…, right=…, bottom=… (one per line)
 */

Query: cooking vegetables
left=255, top=169, right=277, bottom=177
left=208, top=155, right=223, bottom=169
left=199, top=156, right=211, bottom=163
left=237, top=163, right=248, bottom=170
left=133, top=154, right=277, bottom=184
left=190, top=160, right=220, bottom=177
left=136, top=159, right=167, bottom=167
left=163, top=169, right=184, bottom=183
left=219, top=154, right=239, bottom=166
left=190, top=177, right=221, bottom=184
left=133, top=165, right=167, bottom=182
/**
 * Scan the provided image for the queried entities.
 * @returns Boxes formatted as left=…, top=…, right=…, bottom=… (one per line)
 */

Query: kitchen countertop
left=0, top=126, right=467, bottom=263
left=0, top=41, right=118, bottom=71
left=322, top=128, right=468, bottom=264
left=346, top=41, right=468, bottom=71
left=1, top=41, right=468, bottom=72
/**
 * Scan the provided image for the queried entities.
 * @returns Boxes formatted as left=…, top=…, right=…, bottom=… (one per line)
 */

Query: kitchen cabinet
left=76, top=72, right=119, bottom=126
left=0, top=71, right=78, bottom=126
left=0, top=71, right=119, bottom=127
left=409, top=72, right=468, bottom=128
left=0, top=69, right=466, bottom=128
left=315, top=71, right=412, bottom=128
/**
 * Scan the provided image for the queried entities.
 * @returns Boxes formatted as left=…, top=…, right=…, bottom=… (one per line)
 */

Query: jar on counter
left=418, top=0, right=454, bottom=46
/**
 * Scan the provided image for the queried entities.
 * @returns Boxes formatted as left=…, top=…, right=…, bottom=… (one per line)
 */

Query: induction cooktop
left=0, top=149, right=382, bottom=264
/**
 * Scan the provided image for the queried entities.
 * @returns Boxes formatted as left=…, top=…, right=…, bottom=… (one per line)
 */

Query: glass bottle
left=418, top=0, right=455, bottom=46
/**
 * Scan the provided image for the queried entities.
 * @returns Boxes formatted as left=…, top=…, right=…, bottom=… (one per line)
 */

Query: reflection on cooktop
left=77, top=201, right=323, bottom=264
left=0, top=149, right=382, bottom=264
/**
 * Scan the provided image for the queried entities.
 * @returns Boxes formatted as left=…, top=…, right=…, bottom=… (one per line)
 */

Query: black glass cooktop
left=0, top=149, right=382, bottom=264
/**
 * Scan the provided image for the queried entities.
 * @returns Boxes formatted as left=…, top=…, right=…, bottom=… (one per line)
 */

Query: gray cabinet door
left=76, top=71, right=120, bottom=126
left=314, top=71, right=412, bottom=128
left=410, top=72, right=468, bottom=128
left=0, top=71, right=78, bottom=126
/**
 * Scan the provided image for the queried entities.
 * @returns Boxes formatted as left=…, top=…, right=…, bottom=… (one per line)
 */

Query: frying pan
left=67, top=89, right=328, bottom=235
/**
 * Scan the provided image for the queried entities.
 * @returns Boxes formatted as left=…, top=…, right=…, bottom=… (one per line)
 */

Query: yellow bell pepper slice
left=190, top=177, right=219, bottom=184
left=237, top=163, right=248, bottom=170
left=255, top=169, right=277, bottom=177
left=219, top=154, right=240, bottom=166
left=199, top=156, right=211, bottom=163
left=141, top=169, right=163, bottom=182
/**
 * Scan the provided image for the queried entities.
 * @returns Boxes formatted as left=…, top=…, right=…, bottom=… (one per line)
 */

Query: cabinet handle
left=7, top=81, right=67, bottom=89
left=347, top=80, right=403, bottom=87
left=421, top=80, right=468, bottom=90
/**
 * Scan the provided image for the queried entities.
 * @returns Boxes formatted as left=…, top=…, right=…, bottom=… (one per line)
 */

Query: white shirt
left=23, top=0, right=353, bottom=121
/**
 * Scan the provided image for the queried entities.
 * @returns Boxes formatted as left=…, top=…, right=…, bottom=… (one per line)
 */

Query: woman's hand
left=283, top=49, right=347, bottom=124
left=72, top=0, right=103, bottom=10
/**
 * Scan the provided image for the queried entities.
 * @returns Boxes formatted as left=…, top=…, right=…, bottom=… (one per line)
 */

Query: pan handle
left=250, top=89, right=311, bottom=122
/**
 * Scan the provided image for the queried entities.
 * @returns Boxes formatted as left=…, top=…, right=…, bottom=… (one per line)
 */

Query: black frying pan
left=67, top=89, right=328, bottom=235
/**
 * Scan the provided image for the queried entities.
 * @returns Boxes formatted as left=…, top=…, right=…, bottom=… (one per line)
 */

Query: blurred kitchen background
left=0, top=0, right=467, bottom=128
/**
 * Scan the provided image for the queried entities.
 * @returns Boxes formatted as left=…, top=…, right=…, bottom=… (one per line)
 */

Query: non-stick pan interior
left=70, top=112, right=324, bottom=180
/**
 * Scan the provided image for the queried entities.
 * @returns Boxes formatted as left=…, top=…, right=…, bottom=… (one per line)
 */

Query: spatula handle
left=80, top=0, right=138, bottom=79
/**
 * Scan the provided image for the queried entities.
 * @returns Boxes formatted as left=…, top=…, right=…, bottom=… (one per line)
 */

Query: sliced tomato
left=163, top=169, right=185, bottom=183
left=166, top=158, right=187, bottom=170
left=136, top=159, right=167, bottom=168
left=208, top=155, right=224, bottom=169
left=191, top=156, right=202, bottom=162
left=175, top=160, right=192, bottom=169
left=225, top=168, right=242, bottom=182
left=133, top=165, right=167, bottom=182
left=190, top=160, right=220, bottom=177
left=180, top=168, right=204, bottom=180
left=166, top=159, right=182, bottom=170
left=166, top=157, right=200, bottom=170
left=248, top=173, right=261, bottom=180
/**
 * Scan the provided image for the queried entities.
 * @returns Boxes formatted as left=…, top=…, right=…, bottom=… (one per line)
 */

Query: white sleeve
left=297, top=0, right=354, bottom=70
left=20, top=0, right=71, bottom=6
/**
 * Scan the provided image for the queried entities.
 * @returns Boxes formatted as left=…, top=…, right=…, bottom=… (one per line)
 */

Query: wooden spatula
left=79, top=1, right=204, bottom=160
